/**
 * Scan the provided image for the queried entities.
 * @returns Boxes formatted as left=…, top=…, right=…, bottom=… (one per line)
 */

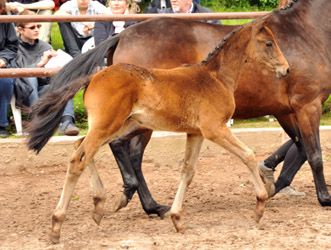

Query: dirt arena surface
left=1, top=128, right=331, bottom=250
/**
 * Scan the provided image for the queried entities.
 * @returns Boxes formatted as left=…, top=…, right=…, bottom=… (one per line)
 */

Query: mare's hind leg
left=110, top=123, right=170, bottom=217
left=170, top=134, right=204, bottom=233
left=202, top=124, right=268, bottom=222
left=74, top=137, right=107, bottom=225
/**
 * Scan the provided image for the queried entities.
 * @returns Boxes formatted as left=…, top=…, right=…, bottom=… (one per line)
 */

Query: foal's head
left=246, top=24, right=290, bottom=79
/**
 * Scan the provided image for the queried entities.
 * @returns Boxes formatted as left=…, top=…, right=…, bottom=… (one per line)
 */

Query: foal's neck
left=202, top=25, right=252, bottom=92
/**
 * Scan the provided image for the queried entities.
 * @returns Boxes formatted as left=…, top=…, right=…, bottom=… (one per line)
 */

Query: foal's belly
left=128, top=109, right=201, bottom=134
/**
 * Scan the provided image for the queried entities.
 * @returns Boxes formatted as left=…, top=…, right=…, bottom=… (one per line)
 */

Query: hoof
left=92, top=212, right=103, bottom=225
left=49, top=232, right=60, bottom=244
left=113, top=193, right=128, bottom=212
left=171, top=214, right=186, bottom=233
left=161, top=209, right=171, bottom=219
left=158, top=205, right=171, bottom=218
left=265, top=181, right=276, bottom=198
left=254, top=211, right=263, bottom=223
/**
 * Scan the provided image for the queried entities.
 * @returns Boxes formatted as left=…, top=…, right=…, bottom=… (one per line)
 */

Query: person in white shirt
left=55, top=0, right=108, bottom=58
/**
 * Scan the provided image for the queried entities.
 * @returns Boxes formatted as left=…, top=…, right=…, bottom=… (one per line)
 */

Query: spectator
left=94, top=0, right=137, bottom=46
left=0, top=0, right=18, bottom=138
left=55, top=0, right=108, bottom=58
left=145, top=0, right=202, bottom=14
left=14, top=10, right=79, bottom=135
left=6, top=0, right=55, bottom=43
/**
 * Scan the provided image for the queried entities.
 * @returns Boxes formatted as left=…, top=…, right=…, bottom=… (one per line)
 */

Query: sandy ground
left=1, top=128, right=331, bottom=250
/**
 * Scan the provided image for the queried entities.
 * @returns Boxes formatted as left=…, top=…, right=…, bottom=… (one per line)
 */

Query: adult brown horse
left=28, top=0, right=331, bottom=216
left=28, top=20, right=289, bottom=243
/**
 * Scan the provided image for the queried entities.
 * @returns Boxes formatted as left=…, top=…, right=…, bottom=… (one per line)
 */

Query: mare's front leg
left=268, top=114, right=306, bottom=195
left=170, top=134, right=204, bottom=233
left=110, top=123, right=170, bottom=217
left=295, top=106, right=331, bottom=205
left=202, top=123, right=268, bottom=222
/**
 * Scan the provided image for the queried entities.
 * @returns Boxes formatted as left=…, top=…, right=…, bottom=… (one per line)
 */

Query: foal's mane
left=200, top=24, right=244, bottom=65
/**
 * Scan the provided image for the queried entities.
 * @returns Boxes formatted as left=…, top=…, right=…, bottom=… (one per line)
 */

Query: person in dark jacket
left=13, top=10, right=80, bottom=136
left=94, top=0, right=136, bottom=46
left=0, top=0, right=18, bottom=138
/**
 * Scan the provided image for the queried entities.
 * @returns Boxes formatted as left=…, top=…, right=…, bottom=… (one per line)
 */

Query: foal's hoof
left=171, top=214, right=187, bottom=233
left=113, top=193, right=128, bottom=212
left=49, top=232, right=60, bottom=244
left=92, top=212, right=103, bottom=225
left=254, top=211, right=263, bottom=223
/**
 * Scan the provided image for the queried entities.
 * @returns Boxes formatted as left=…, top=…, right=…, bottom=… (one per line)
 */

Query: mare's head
left=245, top=23, right=290, bottom=79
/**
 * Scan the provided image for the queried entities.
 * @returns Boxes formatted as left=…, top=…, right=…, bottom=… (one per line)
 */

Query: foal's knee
left=242, top=149, right=256, bottom=170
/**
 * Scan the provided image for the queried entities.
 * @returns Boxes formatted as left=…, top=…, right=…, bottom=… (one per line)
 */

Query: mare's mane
left=201, top=0, right=303, bottom=66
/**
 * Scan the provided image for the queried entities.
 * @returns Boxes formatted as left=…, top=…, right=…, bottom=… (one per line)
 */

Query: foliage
left=200, top=0, right=278, bottom=11
left=322, top=95, right=331, bottom=114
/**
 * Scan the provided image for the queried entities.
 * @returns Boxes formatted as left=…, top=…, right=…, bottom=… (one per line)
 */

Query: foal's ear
left=259, top=26, right=274, bottom=38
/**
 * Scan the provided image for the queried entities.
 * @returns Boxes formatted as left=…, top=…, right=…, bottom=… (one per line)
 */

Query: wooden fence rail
left=0, top=11, right=271, bottom=78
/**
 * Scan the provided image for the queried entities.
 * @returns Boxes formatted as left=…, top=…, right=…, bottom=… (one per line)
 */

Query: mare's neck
left=202, top=25, right=252, bottom=92
left=271, top=0, right=331, bottom=36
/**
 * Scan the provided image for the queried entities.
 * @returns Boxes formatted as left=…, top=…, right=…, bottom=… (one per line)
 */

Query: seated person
left=145, top=0, right=202, bottom=14
left=14, top=10, right=80, bottom=136
left=94, top=0, right=137, bottom=46
left=6, top=0, right=55, bottom=43
left=145, top=0, right=221, bottom=24
left=0, top=0, right=18, bottom=138
left=55, top=0, right=108, bottom=58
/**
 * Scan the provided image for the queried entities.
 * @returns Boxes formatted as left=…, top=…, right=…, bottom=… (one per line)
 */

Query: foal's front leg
left=202, top=124, right=268, bottom=222
left=170, top=134, right=204, bottom=233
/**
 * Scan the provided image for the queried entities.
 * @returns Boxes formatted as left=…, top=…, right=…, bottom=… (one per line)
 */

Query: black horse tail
left=48, top=35, right=120, bottom=91
left=26, top=35, right=120, bottom=153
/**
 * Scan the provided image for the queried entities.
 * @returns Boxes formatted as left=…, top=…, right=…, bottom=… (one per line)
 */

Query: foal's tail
left=26, top=35, right=120, bottom=153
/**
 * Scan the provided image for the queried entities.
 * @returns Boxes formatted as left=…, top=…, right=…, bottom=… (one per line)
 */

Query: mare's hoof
left=158, top=205, right=171, bottom=218
left=113, top=193, right=128, bottom=212
left=92, top=212, right=103, bottom=225
left=265, top=181, right=276, bottom=198
left=49, top=232, right=60, bottom=244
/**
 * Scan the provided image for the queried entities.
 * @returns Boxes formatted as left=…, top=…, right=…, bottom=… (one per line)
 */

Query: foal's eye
left=266, top=42, right=273, bottom=47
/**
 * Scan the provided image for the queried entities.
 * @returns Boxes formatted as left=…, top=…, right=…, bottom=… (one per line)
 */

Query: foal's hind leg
left=49, top=131, right=110, bottom=244
left=202, top=124, right=268, bottom=222
left=74, top=137, right=107, bottom=225
left=170, top=134, right=204, bottom=233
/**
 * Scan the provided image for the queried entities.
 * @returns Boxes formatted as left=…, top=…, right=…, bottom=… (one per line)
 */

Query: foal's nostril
left=286, top=68, right=290, bottom=75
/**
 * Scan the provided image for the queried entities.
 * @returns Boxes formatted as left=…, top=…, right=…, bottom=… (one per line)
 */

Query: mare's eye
left=266, top=42, right=273, bottom=47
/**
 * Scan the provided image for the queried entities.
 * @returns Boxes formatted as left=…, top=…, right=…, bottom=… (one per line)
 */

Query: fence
left=0, top=11, right=271, bottom=78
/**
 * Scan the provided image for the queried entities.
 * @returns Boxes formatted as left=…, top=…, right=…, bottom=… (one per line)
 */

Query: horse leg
left=110, top=123, right=170, bottom=216
left=130, top=132, right=171, bottom=217
left=50, top=133, right=105, bottom=244
left=170, top=134, right=204, bottom=233
left=202, top=124, right=268, bottom=222
left=264, top=114, right=305, bottom=195
left=74, top=137, right=107, bottom=225
left=295, top=105, right=331, bottom=205
left=274, top=141, right=306, bottom=193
